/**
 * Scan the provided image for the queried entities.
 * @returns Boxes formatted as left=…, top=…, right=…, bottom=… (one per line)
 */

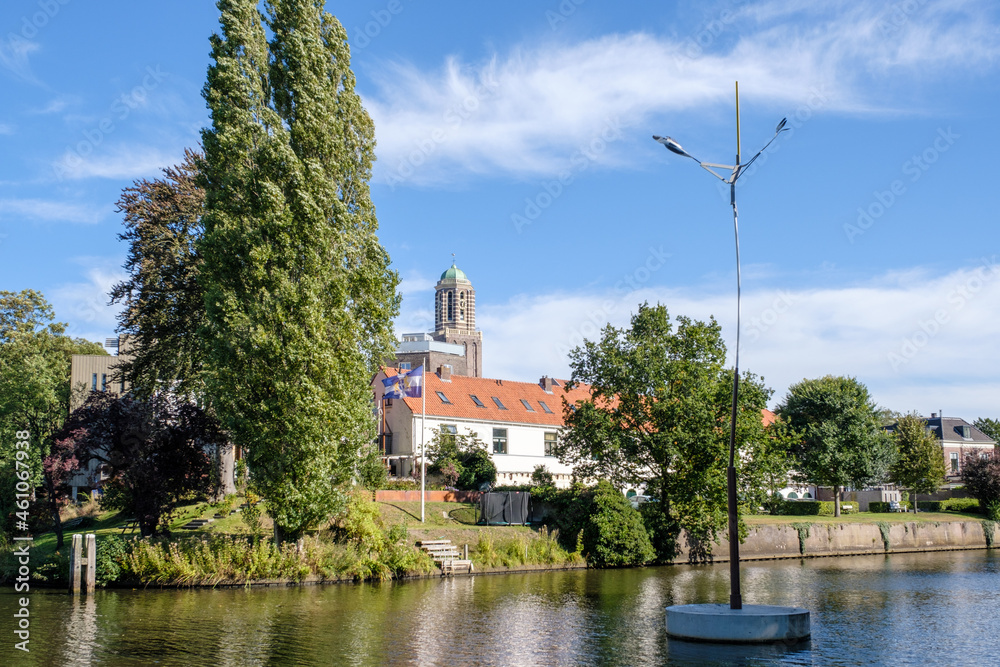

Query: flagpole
left=420, top=358, right=427, bottom=523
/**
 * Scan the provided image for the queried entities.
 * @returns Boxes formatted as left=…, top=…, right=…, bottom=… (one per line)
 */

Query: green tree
left=776, top=375, right=896, bottom=517
left=109, top=150, right=206, bottom=399
left=974, top=418, right=1000, bottom=443
left=556, top=303, right=769, bottom=562
left=199, top=0, right=399, bottom=542
left=0, top=290, right=105, bottom=545
left=581, top=480, right=655, bottom=568
left=531, top=464, right=555, bottom=489
left=425, top=429, right=496, bottom=490
left=743, top=417, right=797, bottom=515
left=889, top=413, right=946, bottom=513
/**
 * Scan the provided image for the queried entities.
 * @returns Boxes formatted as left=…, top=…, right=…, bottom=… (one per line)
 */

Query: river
left=2, top=549, right=999, bottom=666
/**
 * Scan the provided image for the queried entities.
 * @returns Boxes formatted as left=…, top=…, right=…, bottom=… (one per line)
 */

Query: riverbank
left=5, top=498, right=994, bottom=590
left=679, top=517, right=998, bottom=563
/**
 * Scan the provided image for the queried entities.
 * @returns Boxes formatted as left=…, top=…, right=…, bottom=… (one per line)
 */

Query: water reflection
left=2, top=550, right=999, bottom=666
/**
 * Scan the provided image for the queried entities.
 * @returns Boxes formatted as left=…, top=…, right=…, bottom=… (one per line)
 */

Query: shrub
left=778, top=500, right=860, bottom=515
left=869, top=501, right=912, bottom=513
left=581, top=481, right=654, bottom=568
left=942, top=498, right=981, bottom=513
left=95, top=535, right=132, bottom=586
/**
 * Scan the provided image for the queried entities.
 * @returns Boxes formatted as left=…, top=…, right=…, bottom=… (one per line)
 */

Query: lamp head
left=775, top=118, right=788, bottom=133
left=652, top=135, right=692, bottom=158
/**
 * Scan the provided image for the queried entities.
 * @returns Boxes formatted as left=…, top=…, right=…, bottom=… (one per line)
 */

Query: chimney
left=437, top=364, right=452, bottom=382
left=540, top=376, right=554, bottom=394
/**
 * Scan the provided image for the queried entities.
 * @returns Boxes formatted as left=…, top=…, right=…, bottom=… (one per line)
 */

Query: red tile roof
left=377, top=368, right=777, bottom=429
left=378, top=368, right=592, bottom=426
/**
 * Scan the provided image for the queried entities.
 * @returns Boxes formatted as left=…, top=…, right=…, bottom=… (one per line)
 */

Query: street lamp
left=654, top=82, right=788, bottom=612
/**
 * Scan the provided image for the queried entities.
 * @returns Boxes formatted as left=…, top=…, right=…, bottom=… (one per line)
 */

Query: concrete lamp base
left=665, top=604, right=810, bottom=644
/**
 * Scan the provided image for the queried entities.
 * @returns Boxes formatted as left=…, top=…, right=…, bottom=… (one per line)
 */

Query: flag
left=382, top=365, right=423, bottom=399
left=402, top=365, right=423, bottom=398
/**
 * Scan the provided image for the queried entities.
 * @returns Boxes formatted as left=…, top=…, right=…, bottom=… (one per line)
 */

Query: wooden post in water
left=84, top=534, right=97, bottom=593
left=69, top=534, right=82, bottom=594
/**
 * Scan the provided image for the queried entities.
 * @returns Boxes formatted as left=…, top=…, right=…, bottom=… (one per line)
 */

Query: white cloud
left=0, top=123, right=14, bottom=135
left=0, top=198, right=109, bottom=224
left=50, top=262, right=127, bottom=344
left=463, top=260, right=1000, bottom=418
left=367, top=2, right=1000, bottom=185
left=0, top=35, right=40, bottom=83
left=52, top=144, right=182, bottom=181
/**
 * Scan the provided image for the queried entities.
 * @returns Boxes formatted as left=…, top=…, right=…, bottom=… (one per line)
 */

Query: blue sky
left=2, top=0, right=999, bottom=417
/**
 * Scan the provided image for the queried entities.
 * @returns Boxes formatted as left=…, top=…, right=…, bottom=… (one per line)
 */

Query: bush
left=95, top=535, right=132, bottom=586
left=581, top=481, right=654, bottom=568
left=529, top=484, right=594, bottom=552
left=777, top=500, right=860, bottom=515
left=942, top=498, right=981, bottom=513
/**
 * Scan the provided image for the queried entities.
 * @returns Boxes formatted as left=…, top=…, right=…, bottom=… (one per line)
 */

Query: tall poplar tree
left=199, top=0, right=399, bottom=541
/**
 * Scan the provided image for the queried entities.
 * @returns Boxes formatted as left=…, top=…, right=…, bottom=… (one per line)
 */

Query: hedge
left=777, top=500, right=859, bottom=516
left=917, top=498, right=980, bottom=513
left=869, top=501, right=912, bottom=513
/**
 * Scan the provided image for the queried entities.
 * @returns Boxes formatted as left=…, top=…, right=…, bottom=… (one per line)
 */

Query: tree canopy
left=889, top=413, right=946, bottom=510
left=555, top=303, right=771, bottom=562
left=0, top=290, right=105, bottom=545
left=198, top=0, right=399, bottom=540
left=110, top=150, right=206, bottom=399
left=777, top=375, right=896, bottom=516
left=974, top=418, right=1000, bottom=443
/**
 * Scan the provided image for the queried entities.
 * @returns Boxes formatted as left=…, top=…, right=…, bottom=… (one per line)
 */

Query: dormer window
left=961, top=425, right=972, bottom=439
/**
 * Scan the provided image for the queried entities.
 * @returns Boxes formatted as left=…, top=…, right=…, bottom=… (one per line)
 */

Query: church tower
left=432, top=263, right=483, bottom=377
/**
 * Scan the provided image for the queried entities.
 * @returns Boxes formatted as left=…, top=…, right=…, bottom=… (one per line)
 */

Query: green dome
left=440, top=263, right=468, bottom=281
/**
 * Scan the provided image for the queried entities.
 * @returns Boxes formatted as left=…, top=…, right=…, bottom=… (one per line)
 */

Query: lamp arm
left=733, top=131, right=785, bottom=181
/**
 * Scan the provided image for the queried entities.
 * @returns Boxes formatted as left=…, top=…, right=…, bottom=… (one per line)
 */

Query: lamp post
left=654, top=82, right=787, bottom=611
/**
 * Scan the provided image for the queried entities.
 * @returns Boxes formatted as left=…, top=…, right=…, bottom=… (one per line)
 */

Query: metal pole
left=727, top=81, right=743, bottom=611
left=421, top=357, right=427, bottom=523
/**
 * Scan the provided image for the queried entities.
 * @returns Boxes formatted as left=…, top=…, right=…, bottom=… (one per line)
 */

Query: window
left=101, top=374, right=107, bottom=391
left=520, top=399, right=535, bottom=412
left=544, top=432, right=557, bottom=456
left=492, top=397, right=507, bottom=410
left=470, top=394, right=485, bottom=408
left=538, top=400, right=553, bottom=414
left=440, top=424, right=458, bottom=435
left=435, top=391, right=452, bottom=404
left=961, top=425, right=972, bottom=439
left=493, top=428, right=508, bottom=454
left=951, top=452, right=960, bottom=473
left=91, top=373, right=97, bottom=391
left=787, top=491, right=799, bottom=500
left=399, top=362, right=411, bottom=371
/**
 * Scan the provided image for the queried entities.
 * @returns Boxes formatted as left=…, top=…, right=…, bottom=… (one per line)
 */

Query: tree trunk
left=834, top=485, right=841, bottom=518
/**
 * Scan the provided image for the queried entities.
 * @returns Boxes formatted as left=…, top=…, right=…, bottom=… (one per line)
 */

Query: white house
left=372, top=366, right=591, bottom=488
